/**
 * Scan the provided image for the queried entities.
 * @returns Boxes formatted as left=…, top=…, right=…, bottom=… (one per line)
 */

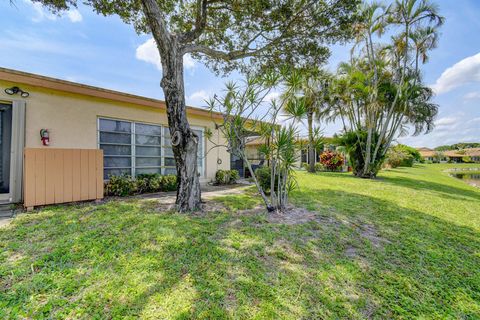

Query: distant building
left=443, top=148, right=480, bottom=163
left=417, top=147, right=480, bottom=163
left=417, top=147, right=440, bottom=162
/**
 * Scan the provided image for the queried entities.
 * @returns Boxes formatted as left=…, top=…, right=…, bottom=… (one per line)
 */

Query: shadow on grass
left=1, top=188, right=479, bottom=318
left=306, top=168, right=480, bottom=202
left=380, top=175, right=480, bottom=202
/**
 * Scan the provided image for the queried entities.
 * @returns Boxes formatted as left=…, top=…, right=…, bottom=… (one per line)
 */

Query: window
left=98, top=118, right=205, bottom=179
left=99, top=118, right=132, bottom=179
left=135, top=123, right=162, bottom=175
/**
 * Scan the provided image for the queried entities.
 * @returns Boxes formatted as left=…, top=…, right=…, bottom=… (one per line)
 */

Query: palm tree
left=370, top=0, right=445, bottom=162
left=331, top=0, right=445, bottom=178
left=282, top=68, right=330, bottom=173
left=410, top=26, right=439, bottom=73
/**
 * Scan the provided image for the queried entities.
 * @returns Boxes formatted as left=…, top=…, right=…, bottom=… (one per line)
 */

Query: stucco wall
left=0, top=80, right=230, bottom=182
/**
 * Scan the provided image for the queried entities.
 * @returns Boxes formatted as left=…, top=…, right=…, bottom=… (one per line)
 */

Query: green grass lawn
left=1, top=164, right=479, bottom=319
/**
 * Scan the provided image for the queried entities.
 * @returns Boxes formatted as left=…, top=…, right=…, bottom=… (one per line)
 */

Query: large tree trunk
left=307, top=112, right=315, bottom=173
left=160, top=43, right=201, bottom=212
left=140, top=0, right=202, bottom=212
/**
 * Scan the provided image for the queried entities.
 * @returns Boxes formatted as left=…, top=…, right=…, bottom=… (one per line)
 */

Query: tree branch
left=182, top=40, right=276, bottom=60
left=140, top=0, right=172, bottom=55
left=180, top=0, right=208, bottom=43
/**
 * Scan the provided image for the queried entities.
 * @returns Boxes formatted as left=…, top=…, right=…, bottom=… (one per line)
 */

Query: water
left=451, top=172, right=480, bottom=187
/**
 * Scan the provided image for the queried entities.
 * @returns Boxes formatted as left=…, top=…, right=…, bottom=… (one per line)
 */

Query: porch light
left=4, top=86, right=29, bottom=98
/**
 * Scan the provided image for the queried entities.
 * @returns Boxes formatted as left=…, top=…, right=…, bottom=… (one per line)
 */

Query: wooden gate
left=24, top=148, right=104, bottom=209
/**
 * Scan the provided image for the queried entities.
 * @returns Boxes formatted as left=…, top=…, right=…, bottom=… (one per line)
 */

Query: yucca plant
left=262, top=109, right=299, bottom=210
left=207, top=73, right=299, bottom=212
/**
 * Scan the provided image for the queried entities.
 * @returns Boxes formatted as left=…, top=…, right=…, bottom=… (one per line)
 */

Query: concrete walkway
left=0, top=218, right=12, bottom=228
left=0, top=205, right=14, bottom=228
left=0, top=182, right=255, bottom=228
left=136, top=183, right=254, bottom=212
left=137, top=183, right=252, bottom=208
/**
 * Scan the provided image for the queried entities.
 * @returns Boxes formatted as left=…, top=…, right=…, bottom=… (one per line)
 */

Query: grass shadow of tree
left=290, top=186, right=480, bottom=318
left=379, top=175, right=480, bottom=202
left=1, top=188, right=480, bottom=319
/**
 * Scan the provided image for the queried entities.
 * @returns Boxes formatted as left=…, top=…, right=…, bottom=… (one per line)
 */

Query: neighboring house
left=0, top=67, right=230, bottom=206
left=298, top=137, right=337, bottom=165
left=241, top=137, right=267, bottom=178
left=233, top=136, right=333, bottom=178
left=443, top=148, right=480, bottom=163
left=417, top=147, right=480, bottom=163
left=417, top=147, right=440, bottom=162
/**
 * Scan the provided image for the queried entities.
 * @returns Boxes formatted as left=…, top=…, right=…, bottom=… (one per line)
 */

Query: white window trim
left=97, top=117, right=205, bottom=178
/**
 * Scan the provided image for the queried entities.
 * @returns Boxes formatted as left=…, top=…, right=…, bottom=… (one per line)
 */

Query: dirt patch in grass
left=267, top=205, right=337, bottom=225
left=345, top=247, right=358, bottom=258
left=140, top=197, right=232, bottom=214
left=357, top=223, right=390, bottom=249
left=264, top=205, right=390, bottom=258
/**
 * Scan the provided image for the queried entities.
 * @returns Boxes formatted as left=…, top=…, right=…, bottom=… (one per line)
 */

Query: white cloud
left=136, top=38, right=196, bottom=71
left=67, top=9, right=83, bottom=23
left=464, top=91, right=480, bottom=100
left=398, top=113, right=480, bottom=148
left=431, top=52, right=480, bottom=95
left=183, top=55, right=196, bottom=70
left=187, top=90, right=210, bottom=106
left=434, top=116, right=458, bottom=127
left=263, top=91, right=281, bottom=102
left=30, top=1, right=57, bottom=22
left=26, top=1, right=82, bottom=23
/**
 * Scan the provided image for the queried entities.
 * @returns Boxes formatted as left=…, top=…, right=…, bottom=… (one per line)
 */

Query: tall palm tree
left=410, top=26, right=439, bottom=72
left=327, top=0, right=443, bottom=178
left=353, top=0, right=443, bottom=177
left=282, top=69, right=330, bottom=173
left=371, top=0, right=445, bottom=162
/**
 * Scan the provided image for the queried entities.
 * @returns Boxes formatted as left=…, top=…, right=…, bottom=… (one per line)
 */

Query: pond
left=450, top=172, right=480, bottom=187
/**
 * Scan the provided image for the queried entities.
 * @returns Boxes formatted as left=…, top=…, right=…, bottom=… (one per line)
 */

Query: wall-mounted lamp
left=4, top=86, right=29, bottom=98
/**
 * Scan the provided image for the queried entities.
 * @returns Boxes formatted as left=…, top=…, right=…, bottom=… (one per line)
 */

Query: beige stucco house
left=0, top=67, right=231, bottom=206
left=417, top=147, right=480, bottom=163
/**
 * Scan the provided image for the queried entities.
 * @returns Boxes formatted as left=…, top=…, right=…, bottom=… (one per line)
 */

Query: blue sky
left=1, top=0, right=479, bottom=148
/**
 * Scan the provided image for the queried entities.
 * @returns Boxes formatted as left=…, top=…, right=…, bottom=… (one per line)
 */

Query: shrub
left=136, top=173, right=161, bottom=193
left=105, top=174, right=136, bottom=196
left=393, top=144, right=422, bottom=162
left=214, top=169, right=240, bottom=185
left=215, top=170, right=226, bottom=184
left=160, top=175, right=178, bottom=191
left=314, top=162, right=324, bottom=172
left=386, top=149, right=414, bottom=168
left=334, top=130, right=386, bottom=177
left=105, top=173, right=178, bottom=196
left=254, top=166, right=279, bottom=192
left=319, top=151, right=344, bottom=171
left=462, top=156, right=473, bottom=163
left=301, top=162, right=309, bottom=171
left=230, top=170, right=240, bottom=183
left=400, top=155, right=414, bottom=167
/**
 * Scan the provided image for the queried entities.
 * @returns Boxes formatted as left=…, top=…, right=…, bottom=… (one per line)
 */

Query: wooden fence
left=24, top=148, right=104, bottom=209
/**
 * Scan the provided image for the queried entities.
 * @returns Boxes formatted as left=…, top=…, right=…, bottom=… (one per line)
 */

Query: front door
left=0, top=103, right=12, bottom=199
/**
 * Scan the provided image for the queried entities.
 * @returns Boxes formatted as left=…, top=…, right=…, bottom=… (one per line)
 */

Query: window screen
left=98, top=118, right=205, bottom=179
